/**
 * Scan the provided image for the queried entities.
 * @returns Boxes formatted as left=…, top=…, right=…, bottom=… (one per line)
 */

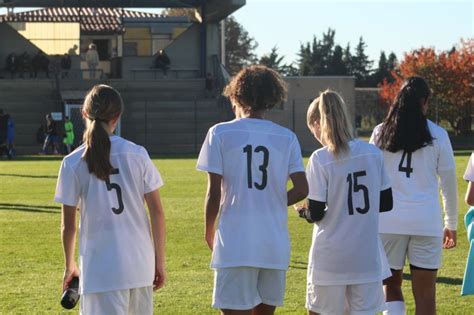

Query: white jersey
left=54, top=136, right=163, bottom=294
left=464, top=153, right=474, bottom=182
left=196, top=118, right=305, bottom=270
left=306, top=140, right=391, bottom=285
left=370, top=120, right=456, bottom=236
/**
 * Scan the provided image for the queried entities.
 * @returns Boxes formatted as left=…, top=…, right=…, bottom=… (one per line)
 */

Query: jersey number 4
left=105, top=168, right=124, bottom=214
left=398, top=151, right=413, bottom=178
left=346, top=171, right=370, bottom=215
left=243, top=144, right=269, bottom=190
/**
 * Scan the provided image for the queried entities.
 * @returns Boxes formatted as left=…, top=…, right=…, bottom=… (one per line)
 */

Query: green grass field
left=0, top=153, right=473, bottom=314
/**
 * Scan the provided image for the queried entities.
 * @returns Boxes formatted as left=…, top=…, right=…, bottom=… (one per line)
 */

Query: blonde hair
left=82, top=84, right=123, bottom=181
left=307, top=89, right=354, bottom=156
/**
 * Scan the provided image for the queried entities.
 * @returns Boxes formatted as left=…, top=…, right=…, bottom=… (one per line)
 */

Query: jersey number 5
left=346, top=171, right=370, bottom=215
left=105, top=168, right=124, bottom=214
left=243, top=144, right=269, bottom=190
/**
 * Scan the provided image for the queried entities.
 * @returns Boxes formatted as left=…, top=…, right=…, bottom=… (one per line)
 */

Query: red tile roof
left=0, top=7, right=164, bottom=33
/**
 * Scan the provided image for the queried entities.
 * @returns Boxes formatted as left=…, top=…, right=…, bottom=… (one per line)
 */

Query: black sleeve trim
left=379, top=188, right=393, bottom=213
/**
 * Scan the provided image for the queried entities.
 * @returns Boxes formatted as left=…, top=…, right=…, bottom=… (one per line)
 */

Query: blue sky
left=233, top=0, right=473, bottom=65
left=1, top=1, right=472, bottom=66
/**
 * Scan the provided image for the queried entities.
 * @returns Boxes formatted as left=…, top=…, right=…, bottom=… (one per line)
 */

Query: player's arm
left=287, top=171, right=308, bottom=206
left=145, top=189, right=166, bottom=290
left=379, top=188, right=393, bottom=212
left=205, top=172, right=222, bottom=251
left=61, top=204, right=79, bottom=290
left=466, top=181, right=474, bottom=206
left=438, top=167, right=458, bottom=249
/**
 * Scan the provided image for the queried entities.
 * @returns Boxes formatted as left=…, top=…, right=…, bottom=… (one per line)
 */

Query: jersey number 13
left=243, top=144, right=269, bottom=190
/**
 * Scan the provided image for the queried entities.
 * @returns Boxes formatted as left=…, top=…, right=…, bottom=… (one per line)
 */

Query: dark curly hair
left=377, top=76, right=434, bottom=153
left=223, top=65, right=288, bottom=112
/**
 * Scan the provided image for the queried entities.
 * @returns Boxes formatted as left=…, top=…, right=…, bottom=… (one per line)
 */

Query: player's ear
left=110, top=114, right=121, bottom=125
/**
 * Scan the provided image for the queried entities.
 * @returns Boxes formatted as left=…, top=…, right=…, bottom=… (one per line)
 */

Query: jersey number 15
left=346, top=171, right=370, bottom=215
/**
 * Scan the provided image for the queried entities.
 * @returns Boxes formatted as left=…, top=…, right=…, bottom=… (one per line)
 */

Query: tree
left=370, top=51, right=397, bottom=86
left=259, top=46, right=297, bottom=76
left=259, top=47, right=285, bottom=71
left=351, top=37, right=373, bottom=86
left=379, top=39, right=474, bottom=134
left=225, top=16, right=258, bottom=75
left=329, top=45, right=349, bottom=75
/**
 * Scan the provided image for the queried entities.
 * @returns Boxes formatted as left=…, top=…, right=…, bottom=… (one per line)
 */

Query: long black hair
left=377, top=76, right=434, bottom=153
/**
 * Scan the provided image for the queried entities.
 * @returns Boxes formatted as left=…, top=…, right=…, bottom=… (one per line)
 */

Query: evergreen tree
left=259, top=46, right=297, bottom=76
left=343, top=43, right=352, bottom=74
left=329, top=45, right=348, bottom=75
left=351, top=37, right=373, bottom=86
left=225, top=16, right=258, bottom=75
left=259, top=46, right=285, bottom=71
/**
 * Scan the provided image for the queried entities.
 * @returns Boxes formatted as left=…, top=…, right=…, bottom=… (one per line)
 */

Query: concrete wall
left=165, top=24, right=200, bottom=70
left=8, top=22, right=80, bottom=55
left=265, top=76, right=356, bottom=153
left=0, top=23, right=40, bottom=75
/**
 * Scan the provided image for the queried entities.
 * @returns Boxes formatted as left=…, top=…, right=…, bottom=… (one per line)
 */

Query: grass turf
left=0, top=153, right=473, bottom=314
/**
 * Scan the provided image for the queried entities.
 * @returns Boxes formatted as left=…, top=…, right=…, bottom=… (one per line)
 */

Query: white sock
left=383, top=301, right=406, bottom=315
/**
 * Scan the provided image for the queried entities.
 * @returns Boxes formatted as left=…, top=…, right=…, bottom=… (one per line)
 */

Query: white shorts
left=212, top=267, right=286, bottom=310
left=80, top=286, right=153, bottom=315
left=306, top=282, right=386, bottom=315
left=381, top=234, right=443, bottom=270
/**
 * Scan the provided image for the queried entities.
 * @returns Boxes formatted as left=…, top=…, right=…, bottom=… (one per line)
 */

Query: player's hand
left=153, top=262, right=166, bottom=291
left=442, top=228, right=457, bottom=249
left=294, top=205, right=314, bottom=224
left=205, top=231, right=214, bottom=251
left=63, top=265, right=80, bottom=291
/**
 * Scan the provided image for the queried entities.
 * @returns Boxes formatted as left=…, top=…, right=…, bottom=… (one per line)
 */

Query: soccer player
left=465, top=153, right=474, bottom=206
left=54, top=84, right=166, bottom=314
left=197, top=65, right=308, bottom=315
left=370, top=76, right=458, bottom=315
left=298, top=90, right=393, bottom=315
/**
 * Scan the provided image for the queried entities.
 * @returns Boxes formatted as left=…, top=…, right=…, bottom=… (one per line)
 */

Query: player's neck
left=240, top=110, right=265, bottom=120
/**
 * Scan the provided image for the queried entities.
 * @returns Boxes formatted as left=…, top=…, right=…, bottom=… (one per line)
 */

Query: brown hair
left=307, top=90, right=354, bottom=156
left=82, top=84, right=123, bottom=181
left=223, top=65, right=288, bottom=112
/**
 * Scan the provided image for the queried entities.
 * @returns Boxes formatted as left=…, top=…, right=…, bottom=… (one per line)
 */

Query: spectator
left=205, top=72, right=215, bottom=98
left=63, top=116, right=74, bottom=154
left=41, top=113, right=59, bottom=154
left=5, top=53, right=17, bottom=79
left=18, top=51, right=32, bottom=79
left=61, top=54, right=72, bottom=79
left=86, top=43, right=100, bottom=79
left=154, top=49, right=170, bottom=78
left=0, top=109, right=11, bottom=159
left=7, top=113, right=15, bottom=157
left=32, top=51, right=50, bottom=78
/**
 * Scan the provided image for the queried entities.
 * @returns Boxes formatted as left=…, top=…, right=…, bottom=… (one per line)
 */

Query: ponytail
left=82, top=85, right=123, bottom=181
left=307, top=90, right=354, bottom=157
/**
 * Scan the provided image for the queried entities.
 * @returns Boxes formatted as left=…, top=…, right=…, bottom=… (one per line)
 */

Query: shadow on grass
left=0, top=203, right=60, bottom=214
left=403, top=273, right=463, bottom=285
left=0, top=173, right=57, bottom=179
left=290, top=260, right=308, bottom=270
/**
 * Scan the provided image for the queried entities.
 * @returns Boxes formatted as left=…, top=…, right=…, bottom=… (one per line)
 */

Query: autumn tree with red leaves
left=379, top=39, right=474, bottom=135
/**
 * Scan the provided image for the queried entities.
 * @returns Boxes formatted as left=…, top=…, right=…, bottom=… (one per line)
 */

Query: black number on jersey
left=105, top=168, right=124, bottom=214
left=346, top=171, right=370, bottom=215
left=243, top=144, right=269, bottom=190
left=398, top=151, right=413, bottom=178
